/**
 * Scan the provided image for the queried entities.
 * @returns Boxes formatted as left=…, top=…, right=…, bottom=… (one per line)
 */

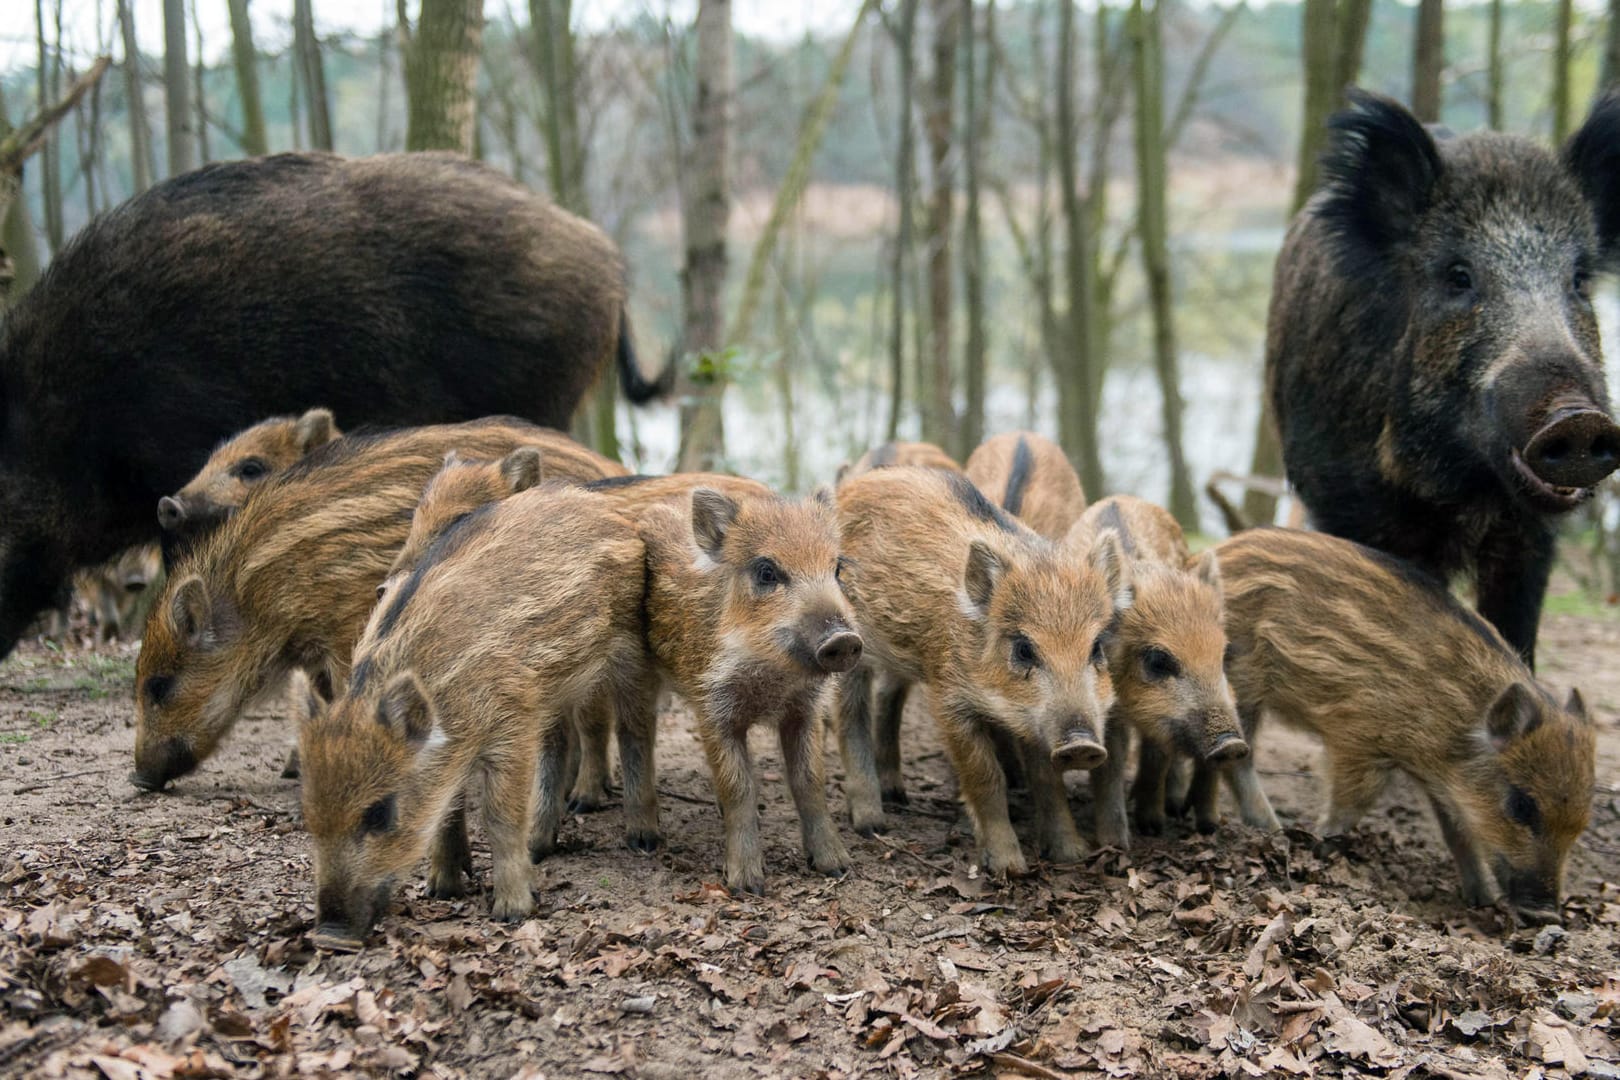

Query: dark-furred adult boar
left=1268, top=89, right=1620, bottom=665
left=0, top=151, right=669, bottom=660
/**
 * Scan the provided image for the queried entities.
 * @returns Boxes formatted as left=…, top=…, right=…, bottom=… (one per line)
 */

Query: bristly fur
left=963, top=431, right=1087, bottom=541
left=1563, top=89, right=1620, bottom=269
left=1002, top=436, right=1034, bottom=517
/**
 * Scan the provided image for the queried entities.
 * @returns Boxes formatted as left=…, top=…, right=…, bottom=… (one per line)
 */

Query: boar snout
left=815, top=630, right=863, bottom=674
left=1051, top=724, right=1107, bottom=773
left=1521, top=405, right=1620, bottom=491
left=131, top=738, right=198, bottom=791
left=157, top=496, right=188, bottom=532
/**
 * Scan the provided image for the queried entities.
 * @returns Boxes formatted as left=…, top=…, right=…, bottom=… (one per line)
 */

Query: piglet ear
left=294, top=408, right=339, bottom=454
left=500, top=446, right=544, bottom=494
left=962, top=540, right=1004, bottom=618
left=1316, top=89, right=1444, bottom=276
left=809, top=483, right=836, bottom=509
left=1089, top=528, right=1134, bottom=613
left=1565, top=687, right=1591, bottom=724
left=170, top=575, right=212, bottom=650
left=286, top=670, right=325, bottom=728
left=690, top=488, right=740, bottom=559
left=1485, top=682, right=1542, bottom=750
left=1190, top=549, right=1223, bottom=603
left=377, top=672, right=436, bottom=745
left=1565, top=89, right=1620, bottom=270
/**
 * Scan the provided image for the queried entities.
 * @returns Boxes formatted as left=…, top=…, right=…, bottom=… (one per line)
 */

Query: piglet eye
left=1444, top=262, right=1474, bottom=293
left=1011, top=634, right=1038, bottom=668
left=360, top=796, right=395, bottom=835
left=144, top=675, right=174, bottom=706
left=1141, top=647, right=1180, bottom=681
left=1089, top=636, right=1106, bottom=667
left=233, top=458, right=269, bottom=481
left=1506, top=786, right=1542, bottom=832
left=752, top=559, right=782, bottom=589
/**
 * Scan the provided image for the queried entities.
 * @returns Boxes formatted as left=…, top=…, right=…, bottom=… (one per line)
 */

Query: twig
left=0, top=56, right=113, bottom=172
left=871, top=833, right=955, bottom=874
left=13, top=767, right=109, bottom=795
left=985, top=1052, right=1071, bottom=1080
left=656, top=786, right=714, bottom=808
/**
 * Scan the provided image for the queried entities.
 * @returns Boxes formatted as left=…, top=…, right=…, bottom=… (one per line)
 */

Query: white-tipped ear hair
left=810, top=483, right=836, bottom=509
left=690, top=488, right=740, bottom=559
left=500, top=446, right=544, bottom=494
left=962, top=540, right=1004, bottom=618
left=170, top=575, right=212, bottom=650
left=1191, top=548, right=1222, bottom=602
left=294, top=408, right=338, bottom=454
left=1485, top=682, right=1542, bottom=749
left=1089, top=528, right=1134, bottom=611
left=377, top=671, right=436, bottom=745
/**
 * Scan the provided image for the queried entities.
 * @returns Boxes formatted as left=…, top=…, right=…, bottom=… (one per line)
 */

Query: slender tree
left=191, top=0, right=210, bottom=162
left=1605, top=0, right=1620, bottom=90
left=676, top=0, right=733, bottom=471
left=885, top=0, right=920, bottom=441
left=1412, top=0, right=1443, bottom=122
left=403, top=0, right=485, bottom=153
left=960, top=0, right=991, bottom=454
left=227, top=0, right=268, bottom=155
left=1553, top=0, right=1574, bottom=140
left=1130, top=0, right=1195, bottom=528
left=0, top=85, right=42, bottom=305
left=294, top=0, right=333, bottom=150
left=117, top=0, right=154, bottom=191
left=163, top=0, right=196, bottom=174
left=1487, top=0, right=1505, bottom=127
left=921, top=0, right=959, bottom=452
left=35, top=0, right=64, bottom=252
left=1056, top=0, right=1104, bottom=496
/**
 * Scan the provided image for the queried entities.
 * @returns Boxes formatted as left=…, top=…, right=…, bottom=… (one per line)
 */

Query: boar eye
left=1010, top=634, right=1039, bottom=670
left=232, top=457, right=269, bottom=482
left=1573, top=267, right=1593, bottom=300
left=144, top=675, right=174, bottom=705
left=750, top=558, right=784, bottom=589
left=360, top=796, right=396, bottom=835
left=1506, top=786, right=1542, bottom=833
left=1444, top=262, right=1474, bottom=294
left=1141, top=647, right=1180, bottom=682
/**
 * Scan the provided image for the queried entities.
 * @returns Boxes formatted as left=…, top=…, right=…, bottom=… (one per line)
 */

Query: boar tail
left=617, top=309, right=676, bottom=404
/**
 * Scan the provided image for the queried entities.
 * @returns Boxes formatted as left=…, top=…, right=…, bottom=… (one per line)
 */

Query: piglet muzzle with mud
left=130, top=737, right=198, bottom=792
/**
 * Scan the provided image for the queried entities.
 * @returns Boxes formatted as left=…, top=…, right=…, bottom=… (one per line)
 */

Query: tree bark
left=117, top=0, right=154, bottom=191
left=1411, top=0, right=1443, bottom=123
left=403, top=0, right=484, bottom=154
left=1553, top=0, right=1574, bottom=141
left=676, top=0, right=733, bottom=472
left=885, top=0, right=920, bottom=442
left=1487, top=0, right=1505, bottom=127
left=1057, top=0, right=1104, bottom=497
left=0, top=56, right=111, bottom=244
left=1130, top=0, right=1195, bottom=529
left=961, top=0, right=991, bottom=455
left=162, top=0, right=195, bottom=175
left=0, top=84, right=42, bottom=306
left=35, top=0, right=64, bottom=252
left=1605, top=0, right=1620, bottom=91
left=294, top=0, right=333, bottom=150
left=921, top=0, right=959, bottom=453
left=191, top=0, right=210, bottom=162
left=228, top=0, right=268, bottom=155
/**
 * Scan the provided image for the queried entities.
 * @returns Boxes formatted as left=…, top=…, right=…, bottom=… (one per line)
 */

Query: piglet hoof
left=490, top=893, right=536, bottom=924
left=1194, top=815, right=1220, bottom=836
left=427, top=871, right=468, bottom=900
left=809, top=844, right=851, bottom=878
left=1134, top=812, right=1166, bottom=838
left=1310, top=833, right=1354, bottom=861
left=280, top=748, right=301, bottom=780
left=625, top=830, right=662, bottom=853
left=567, top=789, right=610, bottom=814
left=850, top=811, right=889, bottom=838
left=983, top=850, right=1030, bottom=880
left=1094, top=825, right=1130, bottom=852
left=528, top=836, right=560, bottom=864
left=881, top=787, right=910, bottom=807
left=728, top=876, right=766, bottom=897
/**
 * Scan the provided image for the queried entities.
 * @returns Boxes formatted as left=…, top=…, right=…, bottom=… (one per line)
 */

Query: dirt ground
left=1, top=607, right=1617, bottom=1080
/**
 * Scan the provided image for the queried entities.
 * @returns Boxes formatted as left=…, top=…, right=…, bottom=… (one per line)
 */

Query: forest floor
left=0, top=603, right=1617, bottom=1080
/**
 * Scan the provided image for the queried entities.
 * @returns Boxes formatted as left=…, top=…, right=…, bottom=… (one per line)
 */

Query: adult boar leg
left=779, top=703, right=851, bottom=876
left=834, top=665, right=887, bottom=836
left=1475, top=522, right=1554, bottom=668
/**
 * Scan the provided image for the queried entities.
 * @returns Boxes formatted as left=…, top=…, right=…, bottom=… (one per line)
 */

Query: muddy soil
left=1, top=609, right=1617, bottom=1079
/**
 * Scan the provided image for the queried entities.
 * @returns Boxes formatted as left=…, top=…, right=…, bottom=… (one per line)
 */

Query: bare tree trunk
left=1411, top=0, right=1443, bottom=123
left=117, top=0, right=153, bottom=191
left=0, top=84, right=42, bottom=305
left=294, top=0, right=334, bottom=150
left=1334, top=0, right=1371, bottom=90
left=35, top=0, right=64, bottom=252
left=961, top=0, right=990, bottom=455
left=1488, top=0, right=1505, bottom=127
left=1553, top=0, right=1574, bottom=141
left=1086, top=4, right=1127, bottom=419
left=921, top=0, right=959, bottom=453
left=402, top=0, right=484, bottom=154
left=1605, top=0, right=1620, bottom=91
left=676, top=0, right=733, bottom=472
left=1130, top=0, right=1195, bottom=529
left=377, top=19, right=398, bottom=151
left=885, top=0, right=920, bottom=442
left=1057, top=0, right=1104, bottom=497
left=163, top=0, right=195, bottom=175
left=0, top=56, right=112, bottom=246
left=190, top=0, right=210, bottom=162
left=228, top=0, right=268, bottom=155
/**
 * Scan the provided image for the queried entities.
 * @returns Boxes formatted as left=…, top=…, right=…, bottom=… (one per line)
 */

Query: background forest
left=2, top=0, right=1619, bottom=591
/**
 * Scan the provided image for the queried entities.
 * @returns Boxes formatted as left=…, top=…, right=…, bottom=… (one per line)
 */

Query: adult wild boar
left=1269, top=89, right=1620, bottom=665
left=0, top=151, right=669, bottom=660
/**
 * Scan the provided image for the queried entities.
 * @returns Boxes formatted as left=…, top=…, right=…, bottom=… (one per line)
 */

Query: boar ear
left=809, top=483, right=836, bottom=509
left=1317, top=89, right=1443, bottom=275
left=1565, top=687, right=1591, bottom=723
left=1190, top=549, right=1223, bottom=601
left=377, top=672, right=435, bottom=745
left=294, top=408, right=338, bottom=454
left=500, top=446, right=544, bottom=494
left=1564, top=89, right=1620, bottom=269
left=170, top=575, right=212, bottom=650
left=1088, top=529, right=1134, bottom=612
left=1485, top=682, right=1542, bottom=749
left=690, top=488, right=740, bottom=559
left=962, top=540, right=1004, bottom=618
